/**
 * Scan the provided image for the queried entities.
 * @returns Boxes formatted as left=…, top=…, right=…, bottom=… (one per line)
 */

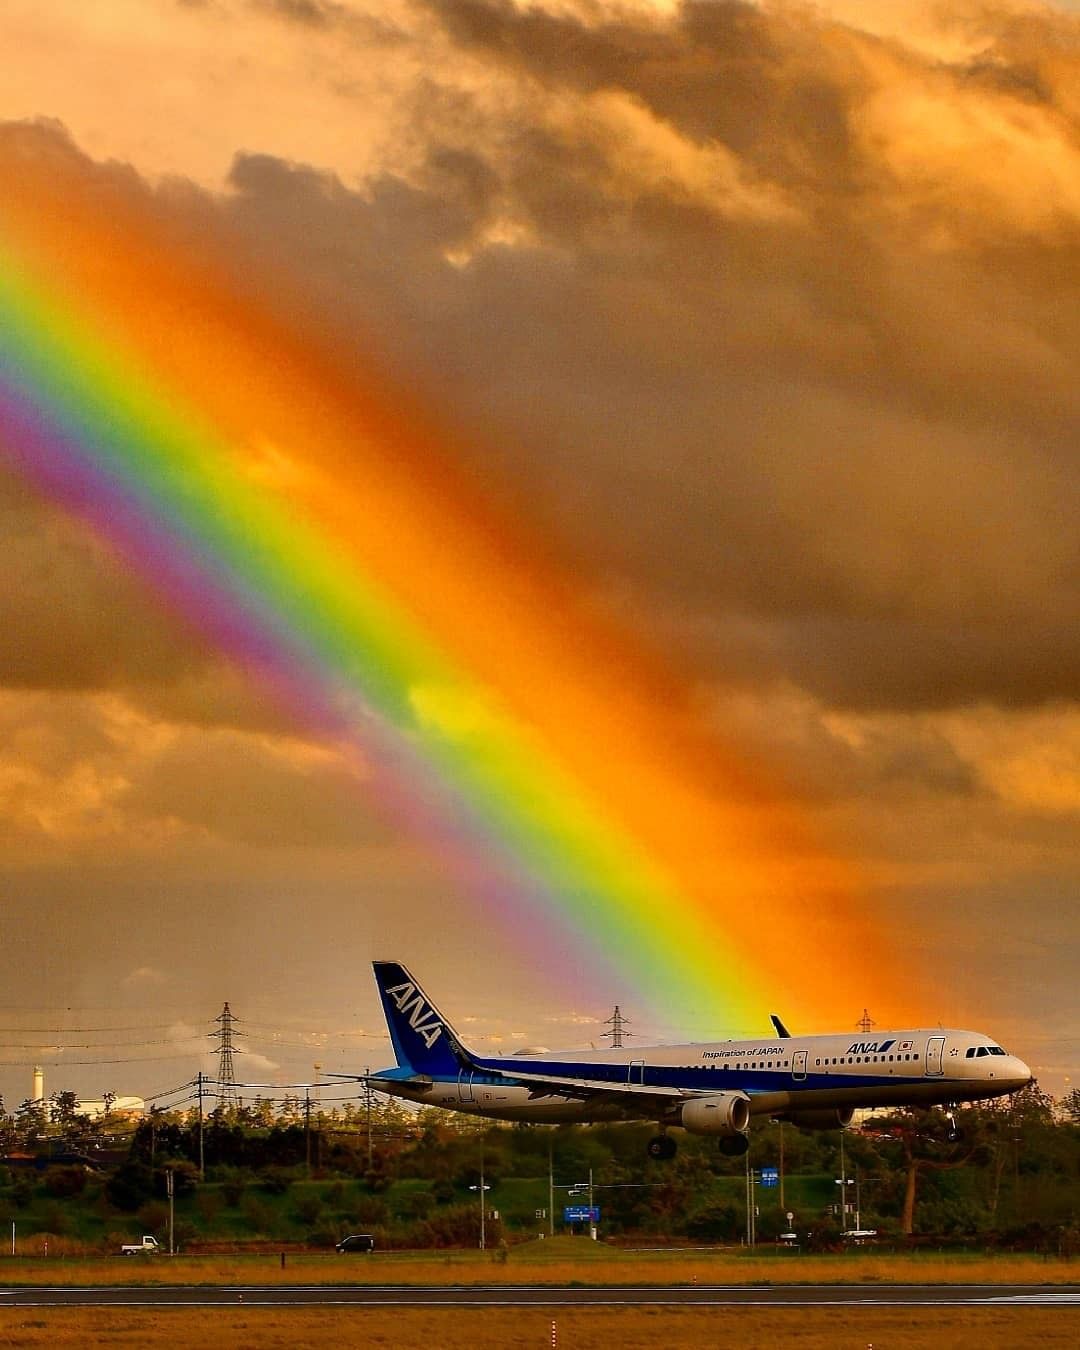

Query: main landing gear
left=647, top=1131, right=751, bottom=1159
left=647, top=1134, right=677, bottom=1161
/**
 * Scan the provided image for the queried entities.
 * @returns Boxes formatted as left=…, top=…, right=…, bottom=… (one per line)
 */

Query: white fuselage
left=375, top=1027, right=1031, bottom=1125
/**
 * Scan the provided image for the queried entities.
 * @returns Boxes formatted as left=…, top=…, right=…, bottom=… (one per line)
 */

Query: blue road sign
left=759, top=1167, right=779, bottom=1188
left=564, top=1205, right=600, bottom=1223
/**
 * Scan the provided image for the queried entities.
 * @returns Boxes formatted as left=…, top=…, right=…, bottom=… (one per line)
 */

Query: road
left=2, top=1284, right=1078, bottom=1307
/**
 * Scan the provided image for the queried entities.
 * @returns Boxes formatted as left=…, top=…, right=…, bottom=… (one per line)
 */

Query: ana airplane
left=367, top=961, right=1031, bottom=1158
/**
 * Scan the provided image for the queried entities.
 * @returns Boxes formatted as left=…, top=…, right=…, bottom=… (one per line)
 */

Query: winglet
left=770, top=1014, right=792, bottom=1039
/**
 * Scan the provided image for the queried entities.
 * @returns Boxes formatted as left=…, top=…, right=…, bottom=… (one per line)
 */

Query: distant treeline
left=0, top=1085, right=1076, bottom=1250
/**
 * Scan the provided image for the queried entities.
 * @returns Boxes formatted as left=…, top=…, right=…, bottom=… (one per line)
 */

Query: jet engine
left=680, top=1092, right=751, bottom=1137
left=783, top=1107, right=855, bottom=1132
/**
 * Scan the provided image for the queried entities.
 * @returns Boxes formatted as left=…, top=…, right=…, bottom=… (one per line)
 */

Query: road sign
left=563, top=1205, right=600, bottom=1223
left=759, top=1167, right=779, bottom=1188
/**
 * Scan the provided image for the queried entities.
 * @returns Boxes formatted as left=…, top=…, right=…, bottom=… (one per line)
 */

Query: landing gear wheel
left=945, top=1108, right=962, bottom=1144
left=719, top=1134, right=750, bottom=1157
left=647, top=1134, right=677, bottom=1161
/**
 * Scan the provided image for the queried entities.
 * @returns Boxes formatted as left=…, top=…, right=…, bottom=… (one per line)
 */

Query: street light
left=468, top=1153, right=491, bottom=1250
left=565, top=1167, right=596, bottom=1240
left=558, top=1172, right=668, bottom=1241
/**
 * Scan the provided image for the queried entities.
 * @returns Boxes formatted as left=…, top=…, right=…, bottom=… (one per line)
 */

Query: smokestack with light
left=32, top=1065, right=44, bottom=1103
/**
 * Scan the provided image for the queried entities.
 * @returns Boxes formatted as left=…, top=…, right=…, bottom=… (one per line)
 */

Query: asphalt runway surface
left=2, top=1284, right=1078, bottom=1307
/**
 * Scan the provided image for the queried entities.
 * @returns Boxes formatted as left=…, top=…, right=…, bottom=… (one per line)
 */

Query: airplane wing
left=447, top=1035, right=698, bottom=1108
left=501, top=1067, right=691, bottom=1103
left=470, top=1060, right=787, bottom=1117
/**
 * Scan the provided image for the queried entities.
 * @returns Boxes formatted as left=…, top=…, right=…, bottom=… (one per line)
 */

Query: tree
left=49, top=1090, right=92, bottom=1141
left=13, top=1099, right=47, bottom=1146
left=875, top=1107, right=993, bottom=1234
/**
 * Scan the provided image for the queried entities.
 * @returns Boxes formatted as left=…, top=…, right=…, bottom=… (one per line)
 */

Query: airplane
left=365, top=961, right=1032, bottom=1159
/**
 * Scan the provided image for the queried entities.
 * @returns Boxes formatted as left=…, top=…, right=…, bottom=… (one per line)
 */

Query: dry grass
left=0, top=1242, right=1075, bottom=1286
left=0, top=1307, right=1077, bottom=1348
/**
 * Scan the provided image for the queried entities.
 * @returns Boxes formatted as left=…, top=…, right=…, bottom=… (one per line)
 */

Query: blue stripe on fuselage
left=463, top=1055, right=948, bottom=1095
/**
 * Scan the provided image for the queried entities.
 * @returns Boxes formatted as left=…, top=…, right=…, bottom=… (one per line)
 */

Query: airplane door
left=628, top=1060, right=645, bottom=1085
left=925, top=1037, right=945, bottom=1077
left=792, top=1050, right=807, bottom=1082
left=458, top=1070, right=475, bottom=1102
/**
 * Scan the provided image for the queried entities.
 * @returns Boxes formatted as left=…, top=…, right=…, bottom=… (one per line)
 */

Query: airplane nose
left=1007, top=1057, right=1032, bottom=1091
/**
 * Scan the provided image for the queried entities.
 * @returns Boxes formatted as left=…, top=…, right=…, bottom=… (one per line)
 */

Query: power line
left=0, top=1024, right=179, bottom=1034
left=0, top=1039, right=196, bottom=1050
left=0, top=1053, right=203, bottom=1067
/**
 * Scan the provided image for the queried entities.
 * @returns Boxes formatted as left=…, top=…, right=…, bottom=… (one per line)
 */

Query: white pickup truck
left=120, top=1235, right=160, bottom=1255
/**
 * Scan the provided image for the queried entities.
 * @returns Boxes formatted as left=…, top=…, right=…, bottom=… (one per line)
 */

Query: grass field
left=0, top=1307, right=1078, bottom=1348
left=0, top=1238, right=1075, bottom=1285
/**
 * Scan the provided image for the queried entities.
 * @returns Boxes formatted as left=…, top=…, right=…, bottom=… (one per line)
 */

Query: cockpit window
left=989, top=1046, right=1006, bottom=1056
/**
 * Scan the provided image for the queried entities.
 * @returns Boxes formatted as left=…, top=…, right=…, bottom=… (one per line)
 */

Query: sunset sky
left=0, top=0, right=1077, bottom=1112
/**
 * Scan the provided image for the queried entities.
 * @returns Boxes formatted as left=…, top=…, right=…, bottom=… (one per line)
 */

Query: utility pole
left=469, top=1150, right=491, bottom=1250
left=364, top=1067, right=374, bottom=1172
left=601, top=1006, right=632, bottom=1049
left=166, top=1167, right=175, bottom=1256
left=312, top=1066, right=323, bottom=1174
left=195, top=1072, right=206, bottom=1181
left=779, top=1120, right=785, bottom=1212
left=745, top=1150, right=756, bottom=1247
left=839, top=1128, right=848, bottom=1228
left=548, top=1133, right=555, bottom=1238
left=304, top=1088, right=312, bottom=1178
left=212, top=1002, right=242, bottom=1111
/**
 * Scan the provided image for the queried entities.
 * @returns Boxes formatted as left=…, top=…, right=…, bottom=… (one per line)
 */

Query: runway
left=2, top=1284, right=1078, bottom=1307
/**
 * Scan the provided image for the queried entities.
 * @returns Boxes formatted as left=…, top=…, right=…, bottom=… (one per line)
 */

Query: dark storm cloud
left=4, top=1, right=1080, bottom=720
left=209, top=0, right=1080, bottom=712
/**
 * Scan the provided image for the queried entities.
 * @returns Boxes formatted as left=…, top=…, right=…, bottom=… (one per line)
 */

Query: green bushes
left=43, top=1166, right=88, bottom=1199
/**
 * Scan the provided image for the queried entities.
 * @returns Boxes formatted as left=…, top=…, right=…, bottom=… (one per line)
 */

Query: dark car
left=335, top=1233, right=375, bottom=1254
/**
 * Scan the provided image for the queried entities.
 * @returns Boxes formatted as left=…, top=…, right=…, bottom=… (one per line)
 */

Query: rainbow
left=0, top=133, right=904, bottom=1032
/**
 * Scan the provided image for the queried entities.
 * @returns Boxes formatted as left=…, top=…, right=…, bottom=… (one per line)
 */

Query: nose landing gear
left=945, top=1107, right=962, bottom=1144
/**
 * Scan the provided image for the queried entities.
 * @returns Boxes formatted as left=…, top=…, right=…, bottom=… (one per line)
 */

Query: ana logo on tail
left=386, top=981, right=444, bottom=1050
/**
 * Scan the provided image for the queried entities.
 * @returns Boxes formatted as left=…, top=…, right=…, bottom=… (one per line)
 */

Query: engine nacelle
left=783, top=1106, right=855, bottom=1132
left=680, top=1092, right=751, bottom=1137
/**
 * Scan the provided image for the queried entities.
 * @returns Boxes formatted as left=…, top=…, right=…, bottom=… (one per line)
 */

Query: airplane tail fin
left=372, top=961, right=467, bottom=1077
